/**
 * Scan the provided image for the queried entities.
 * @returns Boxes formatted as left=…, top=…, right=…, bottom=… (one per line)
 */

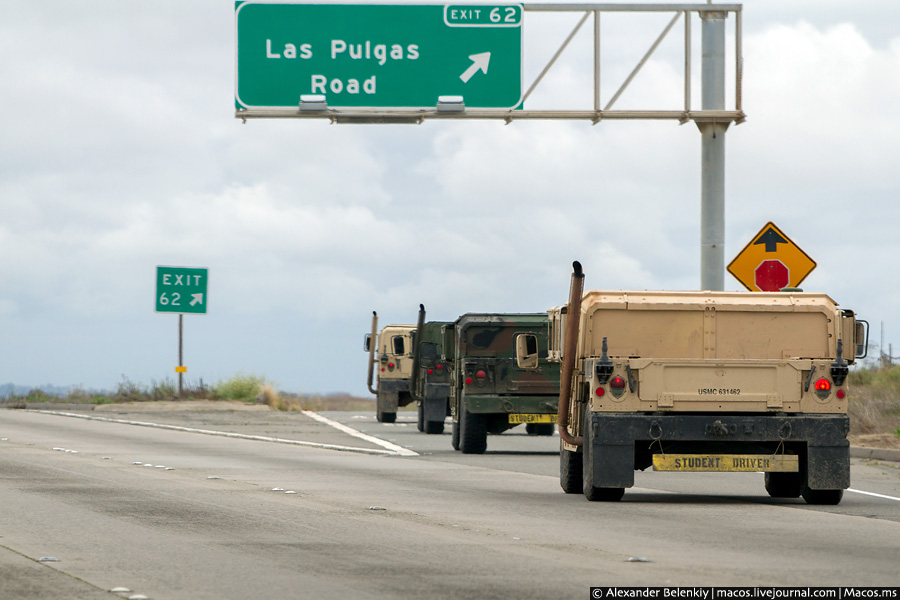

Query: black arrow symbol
left=754, top=227, right=788, bottom=253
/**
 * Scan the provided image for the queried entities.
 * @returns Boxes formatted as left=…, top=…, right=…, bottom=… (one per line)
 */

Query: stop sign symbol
left=755, top=259, right=790, bottom=291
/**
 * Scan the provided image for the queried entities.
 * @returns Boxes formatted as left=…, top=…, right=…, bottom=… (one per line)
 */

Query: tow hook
left=708, top=419, right=732, bottom=436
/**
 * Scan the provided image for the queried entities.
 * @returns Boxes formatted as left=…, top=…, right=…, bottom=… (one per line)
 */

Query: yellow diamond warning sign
left=727, top=222, right=816, bottom=292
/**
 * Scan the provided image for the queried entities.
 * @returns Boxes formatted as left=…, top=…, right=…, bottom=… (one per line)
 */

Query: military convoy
left=364, top=261, right=866, bottom=504
left=551, top=262, right=867, bottom=505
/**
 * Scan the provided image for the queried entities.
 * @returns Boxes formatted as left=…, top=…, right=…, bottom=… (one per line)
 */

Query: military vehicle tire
left=424, top=420, right=445, bottom=435
left=416, top=403, right=425, bottom=432
left=459, top=405, right=487, bottom=454
left=560, top=445, right=583, bottom=494
left=377, top=411, right=396, bottom=424
left=764, top=472, right=802, bottom=498
left=526, top=423, right=555, bottom=436
left=582, top=404, right=624, bottom=501
left=801, top=486, right=843, bottom=505
left=451, top=420, right=461, bottom=451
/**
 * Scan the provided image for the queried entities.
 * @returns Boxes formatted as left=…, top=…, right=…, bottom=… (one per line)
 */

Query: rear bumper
left=462, top=393, right=558, bottom=415
left=377, top=378, right=411, bottom=411
left=588, top=413, right=850, bottom=490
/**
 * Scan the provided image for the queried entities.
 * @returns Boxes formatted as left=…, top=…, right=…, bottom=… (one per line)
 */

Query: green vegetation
left=0, top=373, right=375, bottom=411
left=210, top=374, right=267, bottom=403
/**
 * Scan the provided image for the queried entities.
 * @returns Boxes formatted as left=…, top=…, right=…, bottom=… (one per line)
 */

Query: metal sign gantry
left=235, top=3, right=744, bottom=290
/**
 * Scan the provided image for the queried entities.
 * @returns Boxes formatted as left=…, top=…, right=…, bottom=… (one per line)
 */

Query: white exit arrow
left=190, top=293, right=204, bottom=306
left=459, top=52, right=491, bottom=83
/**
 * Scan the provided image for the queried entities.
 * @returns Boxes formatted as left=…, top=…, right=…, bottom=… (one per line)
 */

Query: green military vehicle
left=446, top=313, right=561, bottom=454
left=409, top=305, right=452, bottom=435
left=554, top=262, right=868, bottom=504
left=365, top=311, right=416, bottom=423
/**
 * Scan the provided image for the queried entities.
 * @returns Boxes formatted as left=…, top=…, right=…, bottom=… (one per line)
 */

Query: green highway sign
left=235, top=2, right=523, bottom=110
left=156, top=266, right=208, bottom=314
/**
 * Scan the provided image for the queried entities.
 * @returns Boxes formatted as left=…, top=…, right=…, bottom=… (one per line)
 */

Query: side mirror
left=515, top=333, right=539, bottom=369
left=855, top=320, right=869, bottom=359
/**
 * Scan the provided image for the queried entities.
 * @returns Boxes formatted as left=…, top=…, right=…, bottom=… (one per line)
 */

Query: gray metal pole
left=697, top=10, right=728, bottom=291
left=178, top=314, right=183, bottom=398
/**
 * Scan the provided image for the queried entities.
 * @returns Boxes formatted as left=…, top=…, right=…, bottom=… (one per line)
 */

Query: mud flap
left=806, top=444, right=850, bottom=490
left=424, top=384, right=449, bottom=423
left=588, top=443, right=635, bottom=488
left=588, top=415, right=635, bottom=488
left=377, top=390, right=399, bottom=415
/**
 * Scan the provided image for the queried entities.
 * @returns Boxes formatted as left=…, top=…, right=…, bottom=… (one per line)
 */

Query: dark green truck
left=446, top=313, right=560, bottom=454
left=410, top=305, right=451, bottom=434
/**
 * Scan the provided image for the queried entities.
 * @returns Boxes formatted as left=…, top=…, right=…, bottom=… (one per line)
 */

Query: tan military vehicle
left=365, top=312, right=416, bottom=423
left=554, top=262, right=867, bottom=504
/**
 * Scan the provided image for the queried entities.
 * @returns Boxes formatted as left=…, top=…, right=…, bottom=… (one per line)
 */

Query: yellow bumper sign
left=653, top=454, right=799, bottom=472
left=509, top=413, right=557, bottom=424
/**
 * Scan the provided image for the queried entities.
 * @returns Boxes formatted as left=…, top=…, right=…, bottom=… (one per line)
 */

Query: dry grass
left=849, top=367, right=900, bottom=436
left=262, top=392, right=375, bottom=412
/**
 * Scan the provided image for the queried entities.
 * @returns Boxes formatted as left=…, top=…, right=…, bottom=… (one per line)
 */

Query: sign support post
left=156, top=266, right=208, bottom=398
left=698, top=9, right=727, bottom=291
left=178, top=314, right=184, bottom=398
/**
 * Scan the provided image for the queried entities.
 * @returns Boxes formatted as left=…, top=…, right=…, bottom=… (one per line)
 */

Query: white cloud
left=2, top=4, right=899, bottom=392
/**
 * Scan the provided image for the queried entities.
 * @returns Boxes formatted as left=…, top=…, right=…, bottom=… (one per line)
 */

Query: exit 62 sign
left=156, top=266, right=209, bottom=314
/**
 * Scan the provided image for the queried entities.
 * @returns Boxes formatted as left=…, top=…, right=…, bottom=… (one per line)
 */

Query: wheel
left=451, top=420, right=460, bottom=450
left=526, top=423, right=555, bottom=436
left=458, top=403, right=487, bottom=454
left=582, top=404, right=624, bottom=502
left=560, top=443, right=583, bottom=494
left=376, top=411, right=396, bottom=424
left=416, top=402, right=425, bottom=432
left=424, top=419, right=445, bottom=435
left=764, top=471, right=802, bottom=498
left=801, top=486, right=843, bottom=505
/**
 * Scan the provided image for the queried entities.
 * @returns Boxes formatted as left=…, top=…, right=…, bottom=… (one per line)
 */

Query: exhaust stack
left=558, top=261, right=585, bottom=447
left=367, top=311, right=378, bottom=395
left=409, top=304, right=427, bottom=401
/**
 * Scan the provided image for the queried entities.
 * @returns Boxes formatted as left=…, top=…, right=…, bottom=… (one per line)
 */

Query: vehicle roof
left=580, top=290, right=840, bottom=313
left=454, top=313, right=549, bottom=330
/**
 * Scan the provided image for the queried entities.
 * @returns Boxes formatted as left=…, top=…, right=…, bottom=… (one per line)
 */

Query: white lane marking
left=847, top=488, right=900, bottom=502
left=30, top=411, right=411, bottom=457
left=302, top=411, right=418, bottom=457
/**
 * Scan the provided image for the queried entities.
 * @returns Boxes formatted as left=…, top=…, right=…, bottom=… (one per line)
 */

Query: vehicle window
left=420, top=342, right=437, bottom=361
left=516, top=333, right=539, bottom=369
left=392, top=336, right=405, bottom=355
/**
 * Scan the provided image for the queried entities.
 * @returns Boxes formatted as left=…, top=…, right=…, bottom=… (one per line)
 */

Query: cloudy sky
left=2, top=1, right=898, bottom=396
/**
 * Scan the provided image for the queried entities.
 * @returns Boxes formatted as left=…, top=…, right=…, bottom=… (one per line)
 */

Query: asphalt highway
left=2, top=406, right=899, bottom=600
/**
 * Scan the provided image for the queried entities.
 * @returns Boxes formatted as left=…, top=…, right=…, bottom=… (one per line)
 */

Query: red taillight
left=610, top=376, right=626, bottom=389
left=476, top=370, right=486, bottom=379
left=388, top=362, right=395, bottom=369
left=814, top=378, right=831, bottom=391
left=436, top=364, right=443, bottom=370
left=465, top=377, right=473, bottom=385
left=836, top=389, right=846, bottom=399
left=427, top=368, right=433, bottom=375
left=381, top=367, right=385, bottom=372
left=596, top=387, right=605, bottom=397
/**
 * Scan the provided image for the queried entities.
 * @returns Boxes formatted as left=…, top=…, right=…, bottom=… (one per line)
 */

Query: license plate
left=508, top=413, right=557, bottom=424
left=653, top=454, right=799, bottom=472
